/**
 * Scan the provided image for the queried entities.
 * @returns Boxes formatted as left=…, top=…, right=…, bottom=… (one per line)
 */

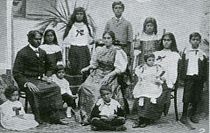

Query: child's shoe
left=190, top=115, right=199, bottom=123
left=66, top=107, right=72, bottom=118
left=132, top=121, right=140, bottom=128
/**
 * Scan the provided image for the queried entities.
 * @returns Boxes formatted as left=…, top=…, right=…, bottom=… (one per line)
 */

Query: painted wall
left=0, top=0, right=13, bottom=74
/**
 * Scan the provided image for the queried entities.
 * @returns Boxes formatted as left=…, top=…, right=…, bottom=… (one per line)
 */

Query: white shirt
left=51, top=74, right=72, bottom=95
left=96, top=98, right=121, bottom=117
left=29, top=44, right=39, bottom=57
left=63, top=22, right=93, bottom=47
left=185, top=48, right=206, bottom=76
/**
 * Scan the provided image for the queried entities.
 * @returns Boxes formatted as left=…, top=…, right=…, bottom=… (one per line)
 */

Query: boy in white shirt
left=90, top=85, right=126, bottom=131
left=180, top=32, right=207, bottom=129
left=51, top=65, right=77, bottom=118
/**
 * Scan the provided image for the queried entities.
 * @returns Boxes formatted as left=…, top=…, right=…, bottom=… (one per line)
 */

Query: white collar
left=29, top=44, right=38, bottom=51
left=115, top=16, right=123, bottom=20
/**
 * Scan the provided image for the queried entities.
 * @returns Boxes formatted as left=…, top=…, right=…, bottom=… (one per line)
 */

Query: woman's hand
left=101, top=74, right=112, bottom=85
left=81, top=66, right=89, bottom=74
left=66, top=60, right=71, bottom=68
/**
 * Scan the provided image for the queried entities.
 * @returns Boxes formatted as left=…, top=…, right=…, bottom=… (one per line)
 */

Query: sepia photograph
left=0, top=0, right=209, bottom=132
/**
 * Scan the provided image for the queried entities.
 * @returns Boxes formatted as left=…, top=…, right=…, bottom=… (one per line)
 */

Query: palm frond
left=59, top=1, right=68, bottom=19
left=87, top=14, right=97, bottom=36
left=64, top=0, right=70, bottom=16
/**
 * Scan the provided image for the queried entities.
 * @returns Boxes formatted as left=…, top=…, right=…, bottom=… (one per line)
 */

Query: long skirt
left=137, top=83, right=171, bottom=120
left=25, top=79, right=63, bottom=122
left=68, top=45, right=90, bottom=75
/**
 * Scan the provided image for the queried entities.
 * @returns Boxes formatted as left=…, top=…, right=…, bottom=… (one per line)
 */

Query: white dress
left=154, top=50, right=181, bottom=88
left=0, top=100, right=38, bottom=131
left=133, top=64, right=164, bottom=105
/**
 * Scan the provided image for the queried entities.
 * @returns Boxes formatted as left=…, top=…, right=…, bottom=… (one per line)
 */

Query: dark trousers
left=182, top=75, right=203, bottom=117
left=118, top=71, right=130, bottom=114
left=25, top=81, right=63, bottom=123
left=62, top=93, right=76, bottom=109
left=91, top=117, right=125, bottom=130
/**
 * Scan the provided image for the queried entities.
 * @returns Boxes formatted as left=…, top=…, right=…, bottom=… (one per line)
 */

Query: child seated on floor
left=0, top=86, right=38, bottom=131
left=51, top=64, right=77, bottom=118
left=90, top=85, right=127, bottom=131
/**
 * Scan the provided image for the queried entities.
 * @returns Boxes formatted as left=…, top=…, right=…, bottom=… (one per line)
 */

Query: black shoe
left=132, top=122, right=140, bottom=128
left=190, top=115, right=199, bottom=123
left=91, top=126, right=99, bottom=131
left=180, top=116, right=195, bottom=130
left=51, top=120, right=68, bottom=125
left=115, top=125, right=127, bottom=131
left=180, top=116, right=188, bottom=124
left=139, top=123, right=147, bottom=128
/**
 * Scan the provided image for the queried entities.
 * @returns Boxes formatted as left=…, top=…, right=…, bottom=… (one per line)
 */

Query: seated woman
left=79, top=31, right=128, bottom=125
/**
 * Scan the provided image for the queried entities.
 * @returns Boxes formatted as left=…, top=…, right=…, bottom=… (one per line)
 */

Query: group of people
left=0, top=0, right=208, bottom=131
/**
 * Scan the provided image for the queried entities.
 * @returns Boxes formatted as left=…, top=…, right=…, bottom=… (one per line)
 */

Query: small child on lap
left=51, top=64, right=77, bottom=118
left=90, top=85, right=126, bottom=131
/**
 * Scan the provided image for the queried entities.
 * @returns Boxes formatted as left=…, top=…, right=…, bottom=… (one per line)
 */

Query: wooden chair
left=19, top=90, right=28, bottom=113
left=64, top=74, right=83, bottom=95
left=171, top=81, right=179, bottom=121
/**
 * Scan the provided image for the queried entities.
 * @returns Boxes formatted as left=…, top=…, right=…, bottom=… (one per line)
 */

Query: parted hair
left=4, top=86, right=19, bottom=99
left=112, top=1, right=125, bottom=10
left=143, top=17, right=157, bottom=35
left=63, top=7, right=93, bottom=40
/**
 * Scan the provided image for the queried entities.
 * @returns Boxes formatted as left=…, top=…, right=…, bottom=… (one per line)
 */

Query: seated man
left=13, top=30, right=67, bottom=125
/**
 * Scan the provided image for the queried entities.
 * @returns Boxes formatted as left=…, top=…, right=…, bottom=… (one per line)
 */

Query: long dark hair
left=143, top=17, right=157, bottom=35
left=160, top=32, right=179, bottom=52
left=63, top=7, right=93, bottom=40
left=43, top=29, right=58, bottom=45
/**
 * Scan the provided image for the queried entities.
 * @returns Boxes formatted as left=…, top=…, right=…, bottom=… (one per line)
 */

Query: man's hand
left=26, top=82, right=39, bottom=92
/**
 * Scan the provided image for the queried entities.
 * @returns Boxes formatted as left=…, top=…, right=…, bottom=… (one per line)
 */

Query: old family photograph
left=0, top=0, right=209, bottom=132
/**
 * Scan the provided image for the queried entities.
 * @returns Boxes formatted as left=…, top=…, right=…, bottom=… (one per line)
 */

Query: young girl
left=154, top=32, right=181, bottom=116
left=90, top=85, right=126, bottom=131
left=0, top=86, right=38, bottom=131
left=154, top=32, right=180, bottom=89
left=134, top=17, right=161, bottom=66
left=40, top=29, right=63, bottom=73
left=63, top=7, right=94, bottom=80
left=51, top=65, right=77, bottom=118
left=132, top=53, right=165, bottom=128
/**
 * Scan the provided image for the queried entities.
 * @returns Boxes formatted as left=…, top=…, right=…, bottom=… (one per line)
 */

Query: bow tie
left=34, top=50, right=39, bottom=53
left=76, top=30, right=84, bottom=37
left=156, top=56, right=166, bottom=61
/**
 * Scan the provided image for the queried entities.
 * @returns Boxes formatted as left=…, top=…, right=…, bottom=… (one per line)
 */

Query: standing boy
left=180, top=32, right=207, bottom=129
left=104, top=0, right=133, bottom=114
